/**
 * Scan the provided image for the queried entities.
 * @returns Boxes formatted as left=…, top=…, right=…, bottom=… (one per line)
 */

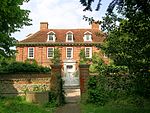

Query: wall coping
left=50, top=64, right=62, bottom=68
left=0, top=73, right=51, bottom=79
left=79, top=64, right=90, bottom=68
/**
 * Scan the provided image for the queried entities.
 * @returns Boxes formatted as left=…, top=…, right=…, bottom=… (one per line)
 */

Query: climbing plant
left=51, top=48, right=61, bottom=65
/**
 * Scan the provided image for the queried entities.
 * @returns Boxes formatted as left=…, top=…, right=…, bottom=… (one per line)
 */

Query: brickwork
left=16, top=46, right=106, bottom=67
left=79, top=64, right=90, bottom=95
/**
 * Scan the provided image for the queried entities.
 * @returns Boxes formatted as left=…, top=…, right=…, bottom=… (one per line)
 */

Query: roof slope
left=20, top=29, right=105, bottom=43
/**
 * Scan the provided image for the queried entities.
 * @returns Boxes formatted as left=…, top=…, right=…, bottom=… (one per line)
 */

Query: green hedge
left=85, top=64, right=131, bottom=106
left=85, top=62, right=150, bottom=107
left=0, top=61, right=50, bottom=74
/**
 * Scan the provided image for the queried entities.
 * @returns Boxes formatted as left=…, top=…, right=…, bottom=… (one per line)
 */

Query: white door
left=63, top=64, right=79, bottom=86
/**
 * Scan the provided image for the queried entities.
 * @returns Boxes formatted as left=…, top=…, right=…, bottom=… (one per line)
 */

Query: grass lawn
left=0, top=96, right=55, bottom=113
left=81, top=102, right=150, bottom=113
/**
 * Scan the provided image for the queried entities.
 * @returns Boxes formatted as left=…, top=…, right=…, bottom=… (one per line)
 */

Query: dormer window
left=66, top=31, right=73, bottom=42
left=47, top=31, right=56, bottom=42
left=84, top=31, right=92, bottom=41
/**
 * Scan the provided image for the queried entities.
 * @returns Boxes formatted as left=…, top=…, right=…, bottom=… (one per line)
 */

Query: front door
left=63, top=63, right=79, bottom=86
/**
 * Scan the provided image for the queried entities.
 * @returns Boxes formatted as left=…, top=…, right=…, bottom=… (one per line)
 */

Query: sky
left=13, top=0, right=110, bottom=41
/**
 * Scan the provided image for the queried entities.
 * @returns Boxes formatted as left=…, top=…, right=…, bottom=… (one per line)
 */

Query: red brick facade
left=16, top=46, right=105, bottom=66
left=16, top=22, right=108, bottom=67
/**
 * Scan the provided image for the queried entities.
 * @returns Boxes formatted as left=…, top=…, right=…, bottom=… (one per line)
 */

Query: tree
left=80, top=0, right=150, bottom=73
left=0, top=0, right=31, bottom=57
left=80, top=0, right=150, bottom=97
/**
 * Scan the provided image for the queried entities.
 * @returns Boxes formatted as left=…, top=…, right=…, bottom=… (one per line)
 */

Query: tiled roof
left=20, top=29, right=105, bottom=43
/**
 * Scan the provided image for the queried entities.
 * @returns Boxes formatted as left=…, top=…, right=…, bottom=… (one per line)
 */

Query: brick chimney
left=40, top=22, right=48, bottom=30
left=91, top=21, right=100, bottom=30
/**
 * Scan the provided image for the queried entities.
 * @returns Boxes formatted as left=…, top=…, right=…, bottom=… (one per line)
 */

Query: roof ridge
left=48, top=28, right=92, bottom=30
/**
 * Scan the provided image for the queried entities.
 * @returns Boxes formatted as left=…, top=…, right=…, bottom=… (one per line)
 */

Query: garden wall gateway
left=0, top=64, right=90, bottom=97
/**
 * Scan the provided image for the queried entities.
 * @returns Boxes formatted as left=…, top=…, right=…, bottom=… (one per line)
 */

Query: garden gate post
left=79, top=64, right=90, bottom=95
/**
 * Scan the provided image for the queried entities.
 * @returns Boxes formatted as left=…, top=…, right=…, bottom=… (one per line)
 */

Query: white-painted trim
left=66, top=47, right=73, bottom=59
left=47, top=47, right=54, bottom=58
left=28, top=47, right=34, bottom=59
left=47, top=31, right=55, bottom=34
left=84, top=31, right=92, bottom=34
left=85, top=47, right=92, bottom=58
left=66, top=31, right=73, bottom=34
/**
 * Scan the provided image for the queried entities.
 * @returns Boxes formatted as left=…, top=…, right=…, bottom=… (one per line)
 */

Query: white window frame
left=85, top=47, right=92, bottom=58
left=66, top=47, right=73, bottom=59
left=28, top=47, right=34, bottom=59
left=47, top=47, right=54, bottom=58
left=83, top=31, right=92, bottom=41
left=47, top=31, right=56, bottom=42
left=66, top=31, right=73, bottom=42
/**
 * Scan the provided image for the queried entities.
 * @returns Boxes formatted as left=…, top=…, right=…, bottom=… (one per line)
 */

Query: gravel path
left=55, top=87, right=81, bottom=113
left=55, top=103, right=81, bottom=113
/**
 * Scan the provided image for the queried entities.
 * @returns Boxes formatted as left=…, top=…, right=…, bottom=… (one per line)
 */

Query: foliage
left=0, top=56, right=15, bottom=72
left=81, top=0, right=150, bottom=100
left=80, top=0, right=102, bottom=11
left=0, top=0, right=31, bottom=57
left=89, top=52, right=104, bottom=73
left=80, top=0, right=150, bottom=15
left=79, top=49, right=91, bottom=64
left=22, top=84, right=49, bottom=93
left=102, top=19, right=150, bottom=97
left=0, top=61, right=51, bottom=74
left=25, top=59, right=38, bottom=65
left=81, top=102, right=150, bottom=113
left=85, top=57, right=150, bottom=107
left=101, top=13, right=120, bottom=33
left=85, top=59, right=131, bottom=106
left=50, top=73, right=65, bottom=106
left=51, top=48, right=61, bottom=65
left=0, top=96, right=54, bottom=113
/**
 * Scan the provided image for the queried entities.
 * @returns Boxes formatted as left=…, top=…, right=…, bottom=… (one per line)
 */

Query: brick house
left=16, top=22, right=107, bottom=86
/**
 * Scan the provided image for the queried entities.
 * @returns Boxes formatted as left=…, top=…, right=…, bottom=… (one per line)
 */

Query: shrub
left=85, top=61, right=131, bottom=106
left=0, top=61, right=51, bottom=74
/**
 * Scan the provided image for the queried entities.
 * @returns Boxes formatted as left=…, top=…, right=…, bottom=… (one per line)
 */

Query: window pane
left=85, top=48, right=90, bottom=57
left=67, top=48, right=72, bottom=58
left=48, top=35, right=54, bottom=41
left=67, top=65, right=73, bottom=69
left=28, top=48, right=34, bottom=58
left=86, top=35, right=90, bottom=40
left=67, top=33, right=73, bottom=41
left=48, top=48, right=54, bottom=58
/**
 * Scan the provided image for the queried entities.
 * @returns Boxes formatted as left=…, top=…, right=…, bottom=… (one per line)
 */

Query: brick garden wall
left=0, top=74, right=51, bottom=96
